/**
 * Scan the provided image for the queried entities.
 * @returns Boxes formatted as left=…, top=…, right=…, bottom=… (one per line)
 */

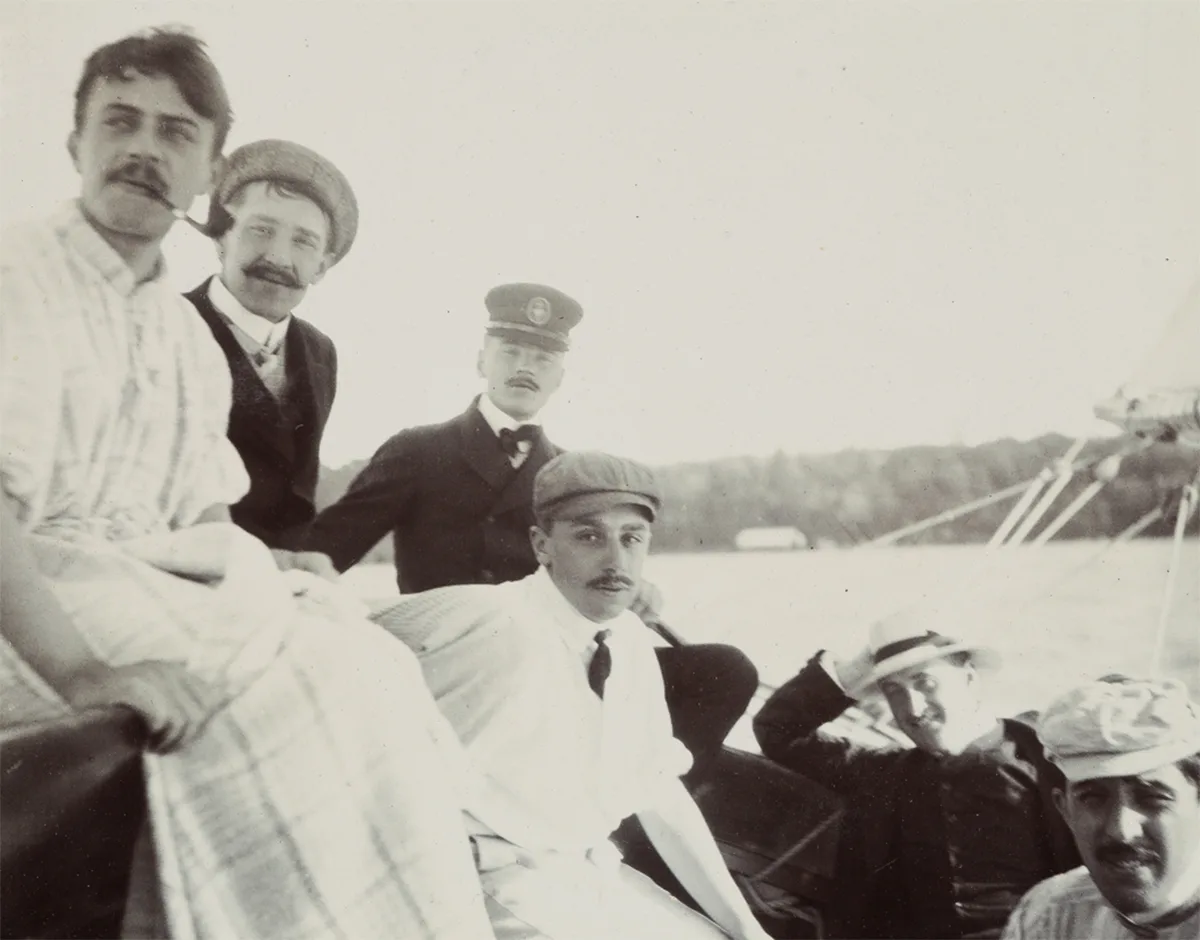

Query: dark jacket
left=292, top=398, right=559, bottom=591
left=753, top=655, right=1080, bottom=939
left=185, top=279, right=337, bottom=546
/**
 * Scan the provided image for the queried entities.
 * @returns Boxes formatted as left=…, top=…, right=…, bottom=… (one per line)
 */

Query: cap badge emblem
left=525, top=297, right=552, bottom=326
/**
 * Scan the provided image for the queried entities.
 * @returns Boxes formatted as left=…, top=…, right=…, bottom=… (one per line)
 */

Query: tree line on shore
left=316, top=433, right=1198, bottom=562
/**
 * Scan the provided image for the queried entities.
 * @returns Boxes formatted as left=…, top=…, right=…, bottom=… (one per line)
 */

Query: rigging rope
left=863, top=479, right=1031, bottom=548
left=987, top=471, right=1052, bottom=548
left=1003, top=438, right=1091, bottom=546
left=1009, top=503, right=1166, bottom=612
left=1150, top=470, right=1200, bottom=675
left=1028, top=479, right=1107, bottom=547
left=866, top=437, right=1145, bottom=550
left=1029, top=454, right=1126, bottom=548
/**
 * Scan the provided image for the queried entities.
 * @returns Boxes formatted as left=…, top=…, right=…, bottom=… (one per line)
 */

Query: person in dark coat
left=753, top=612, right=1080, bottom=939
left=183, top=138, right=356, bottom=548
left=293, top=283, right=759, bottom=789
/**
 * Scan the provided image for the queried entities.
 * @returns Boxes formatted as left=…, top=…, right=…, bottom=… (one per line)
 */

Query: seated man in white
left=1002, top=675, right=1200, bottom=939
left=376, top=451, right=771, bottom=940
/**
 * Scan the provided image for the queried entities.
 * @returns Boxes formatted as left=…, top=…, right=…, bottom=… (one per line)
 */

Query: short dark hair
left=74, top=28, right=232, bottom=153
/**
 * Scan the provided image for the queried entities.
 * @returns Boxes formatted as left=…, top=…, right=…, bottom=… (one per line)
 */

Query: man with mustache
left=753, top=612, right=1080, bottom=938
left=372, top=452, right=772, bottom=940
left=0, top=27, right=500, bottom=939
left=1003, top=675, right=1200, bottom=939
left=294, top=284, right=758, bottom=791
left=296, top=282, right=576, bottom=591
left=183, top=140, right=356, bottom=551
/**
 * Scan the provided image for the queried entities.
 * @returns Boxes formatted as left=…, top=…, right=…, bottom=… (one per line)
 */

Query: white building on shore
left=734, top=526, right=809, bottom=551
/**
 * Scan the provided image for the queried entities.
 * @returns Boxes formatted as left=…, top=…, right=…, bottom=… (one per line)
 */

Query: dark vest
left=184, top=279, right=337, bottom=546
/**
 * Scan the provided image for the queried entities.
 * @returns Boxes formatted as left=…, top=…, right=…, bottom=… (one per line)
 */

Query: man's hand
left=833, top=645, right=876, bottom=696
left=630, top=579, right=664, bottom=625
left=271, top=549, right=338, bottom=582
left=63, top=661, right=222, bottom=753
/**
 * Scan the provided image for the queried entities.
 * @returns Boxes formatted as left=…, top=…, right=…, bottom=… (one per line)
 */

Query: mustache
left=588, top=574, right=635, bottom=591
left=1096, top=841, right=1160, bottom=868
left=108, top=160, right=168, bottom=199
left=243, top=260, right=302, bottom=289
left=508, top=375, right=540, bottom=391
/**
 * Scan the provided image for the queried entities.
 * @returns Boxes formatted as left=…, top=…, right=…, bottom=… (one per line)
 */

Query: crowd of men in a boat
left=1, top=27, right=1198, bottom=940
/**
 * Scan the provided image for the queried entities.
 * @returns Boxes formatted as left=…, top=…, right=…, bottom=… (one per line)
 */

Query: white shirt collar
left=61, top=200, right=169, bottom=295
left=477, top=393, right=541, bottom=436
left=525, top=567, right=624, bottom=652
left=208, top=276, right=290, bottom=349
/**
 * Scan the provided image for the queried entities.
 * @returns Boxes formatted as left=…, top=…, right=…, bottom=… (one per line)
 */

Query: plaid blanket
left=0, top=526, right=495, bottom=940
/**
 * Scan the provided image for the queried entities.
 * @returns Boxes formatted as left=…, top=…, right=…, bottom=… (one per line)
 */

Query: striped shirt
left=1, top=201, right=248, bottom=538
left=1003, top=868, right=1200, bottom=939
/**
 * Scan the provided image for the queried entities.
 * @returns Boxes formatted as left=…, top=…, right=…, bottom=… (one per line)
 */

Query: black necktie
left=498, top=425, right=537, bottom=459
left=588, top=630, right=612, bottom=698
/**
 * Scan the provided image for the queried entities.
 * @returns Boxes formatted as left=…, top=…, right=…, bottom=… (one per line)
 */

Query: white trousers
left=473, top=836, right=731, bottom=940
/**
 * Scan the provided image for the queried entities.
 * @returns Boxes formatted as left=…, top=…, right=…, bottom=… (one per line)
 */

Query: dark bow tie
left=498, top=425, right=537, bottom=459
left=588, top=630, right=612, bottom=698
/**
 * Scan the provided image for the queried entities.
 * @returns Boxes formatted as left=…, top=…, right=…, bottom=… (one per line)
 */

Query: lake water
left=343, top=539, right=1199, bottom=750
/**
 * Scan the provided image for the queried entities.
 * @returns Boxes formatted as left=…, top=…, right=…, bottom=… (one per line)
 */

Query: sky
left=1, top=0, right=1197, bottom=469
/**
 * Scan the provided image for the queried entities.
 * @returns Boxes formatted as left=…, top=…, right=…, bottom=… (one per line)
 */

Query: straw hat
left=851, top=605, right=1001, bottom=696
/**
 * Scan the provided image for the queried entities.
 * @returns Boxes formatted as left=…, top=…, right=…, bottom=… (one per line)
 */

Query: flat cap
left=534, top=452, right=661, bottom=524
left=1039, top=675, right=1200, bottom=782
left=210, top=139, right=359, bottom=264
left=485, top=283, right=583, bottom=353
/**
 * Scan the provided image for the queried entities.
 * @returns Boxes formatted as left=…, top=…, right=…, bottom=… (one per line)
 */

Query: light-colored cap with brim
left=1038, top=675, right=1200, bottom=782
left=534, top=452, right=661, bottom=525
left=851, top=606, right=1001, bottom=697
left=209, top=139, right=359, bottom=264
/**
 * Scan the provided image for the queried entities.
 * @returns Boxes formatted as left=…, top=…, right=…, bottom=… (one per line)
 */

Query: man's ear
left=1052, top=788, right=1068, bottom=821
left=66, top=131, right=80, bottom=171
left=530, top=524, right=551, bottom=567
left=476, top=348, right=487, bottom=380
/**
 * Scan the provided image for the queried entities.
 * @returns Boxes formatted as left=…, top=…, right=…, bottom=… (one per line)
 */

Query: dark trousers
left=615, top=643, right=759, bottom=905
left=655, top=643, right=759, bottom=787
